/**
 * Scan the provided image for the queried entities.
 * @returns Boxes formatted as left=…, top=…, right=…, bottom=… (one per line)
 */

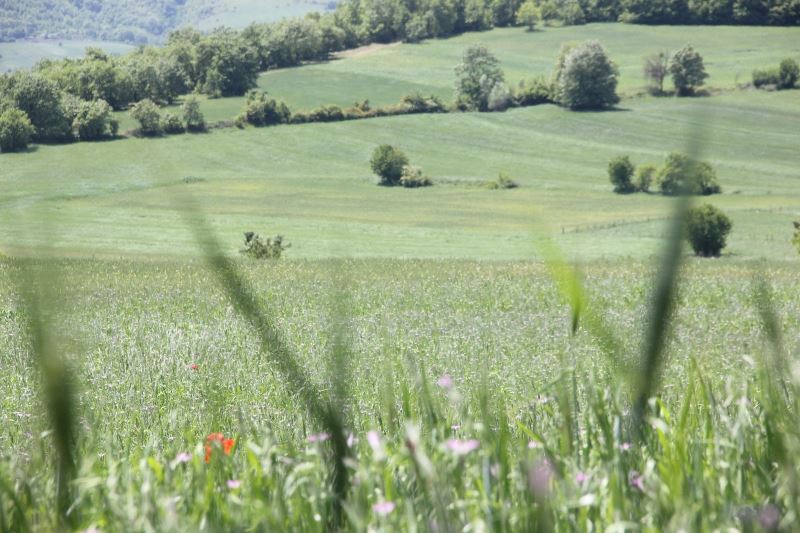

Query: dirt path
left=333, top=41, right=402, bottom=59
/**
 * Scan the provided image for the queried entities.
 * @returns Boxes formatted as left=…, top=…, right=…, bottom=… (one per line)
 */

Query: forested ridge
left=1, top=0, right=798, bottom=44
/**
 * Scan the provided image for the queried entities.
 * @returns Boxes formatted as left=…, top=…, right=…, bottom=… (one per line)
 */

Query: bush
left=240, top=90, right=291, bottom=126
left=657, top=152, right=721, bottom=196
left=669, top=46, right=708, bottom=96
left=753, top=68, right=780, bottom=88
left=778, top=58, right=799, bottom=89
left=130, top=98, right=162, bottom=136
left=399, top=93, right=447, bottom=114
left=454, top=45, right=505, bottom=112
left=71, top=99, right=118, bottom=140
left=0, top=107, right=35, bottom=152
left=514, top=76, right=554, bottom=106
left=161, top=112, right=185, bottom=134
left=608, top=155, right=635, bottom=193
left=370, top=144, right=409, bottom=186
left=399, top=165, right=433, bottom=188
left=487, top=83, right=512, bottom=111
left=554, top=40, right=619, bottom=110
left=685, top=204, right=732, bottom=257
left=240, top=232, right=290, bottom=259
left=182, top=96, right=206, bottom=131
left=484, top=172, right=519, bottom=189
left=634, top=163, right=658, bottom=192
left=306, top=105, right=345, bottom=123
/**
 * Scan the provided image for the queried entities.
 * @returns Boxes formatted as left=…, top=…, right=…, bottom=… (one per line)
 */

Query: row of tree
left=609, top=153, right=722, bottom=196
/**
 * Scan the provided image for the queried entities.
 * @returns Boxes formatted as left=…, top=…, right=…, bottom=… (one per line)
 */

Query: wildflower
left=227, top=479, right=241, bottom=489
left=347, top=432, right=357, bottom=448
left=620, top=442, right=632, bottom=452
left=205, top=433, right=235, bottom=463
left=367, top=430, right=381, bottom=450
left=451, top=424, right=461, bottom=431
left=575, top=471, right=588, bottom=485
left=759, top=505, right=780, bottom=530
left=446, top=438, right=479, bottom=456
left=527, top=440, right=541, bottom=449
left=528, top=459, right=554, bottom=495
left=189, top=363, right=199, bottom=371
left=308, top=432, right=330, bottom=443
left=436, top=374, right=454, bottom=389
left=628, top=470, right=644, bottom=492
left=174, top=452, right=192, bottom=464
left=372, top=501, right=396, bottom=516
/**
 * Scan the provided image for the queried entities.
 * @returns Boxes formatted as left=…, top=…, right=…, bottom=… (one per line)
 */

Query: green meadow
left=1, top=22, right=800, bottom=532
left=0, top=40, right=134, bottom=72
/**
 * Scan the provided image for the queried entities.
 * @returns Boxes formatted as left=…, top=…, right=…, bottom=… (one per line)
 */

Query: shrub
left=487, top=83, right=512, bottom=111
left=608, top=155, right=635, bottom=193
left=241, top=232, right=289, bottom=259
left=685, top=204, right=732, bottom=257
left=555, top=40, right=619, bottom=110
left=669, top=46, right=708, bottom=96
left=643, top=51, right=669, bottom=94
left=514, top=76, right=554, bottom=106
left=161, top=112, right=185, bottom=134
left=0, top=107, right=35, bottom=152
left=634, top=163, right=658, bottom=192
left=182, top=96, right=206, bottom=132
left=306, top=105, right=345, bottom=123
left=778, top=58, right=799, bottom=89
left=484, top=172, right=519, bottom=189
left=399, top=165, right=433, bottom=188
left=657, top=152, right=721, bottom=196
left=241, top=90, right=291, bottom=126
left=515, top=0, right=539, bottom=30
left=71, top=99, right=118, bottom=140
left=130, top=98, right=162, bottom=136
left=399, top=93, right=447, bottom=114
left=752, top=68, right=780, bottom=88
left=370, top=145, right=409, bottom=186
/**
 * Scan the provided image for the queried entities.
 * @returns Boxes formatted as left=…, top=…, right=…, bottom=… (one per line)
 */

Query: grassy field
left=6, top=89, right=800, bottom=261
left=1, top=22, right=800, bottom=531
left=0, top=40, right=134, bottom=72
left=192, top=0, right=331, bottom=30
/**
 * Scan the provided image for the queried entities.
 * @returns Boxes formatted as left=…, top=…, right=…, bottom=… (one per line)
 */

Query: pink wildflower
left=372, top=501, right=396, bottom=516
left=446, top=438, right=479, bottom=456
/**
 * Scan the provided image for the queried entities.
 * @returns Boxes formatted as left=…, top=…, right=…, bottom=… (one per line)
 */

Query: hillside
left=0, top=0, right=326, bottom=43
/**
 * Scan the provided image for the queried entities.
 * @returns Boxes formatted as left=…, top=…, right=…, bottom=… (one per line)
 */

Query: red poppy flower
left=190, top=364, right=199, bottom=371
left=205, top=433, right=235, bottom=463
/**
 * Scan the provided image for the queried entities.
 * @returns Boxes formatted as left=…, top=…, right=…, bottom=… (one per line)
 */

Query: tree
left=554, top=40, right=619, bottom=110
left=657, top=152, right=721, bottom=196
left=634, top=163, right=658, bottom=192
left=161, top=112, right=185, bottom=134
left=130, top=99, right=162, bottom=136
left=669, top=46, right=708, bottom=96
left=71, top=99, right=118, bottom=140
left=643, top=51, right=669, bottom=94
left=685, top=204, right=732, bottom=257
left=793, top=221, right=800, bottom=255
left=0, top=71, right=72, bottom=141
left=608, top=155, right=635, bottom=193
left=0, top=108, right=35, bottom=152
left=778, top=58, right=799, bottom=89
left=515, top=0, right=540, bottom=30
left=182, top=96, right=206, bottom=132
left=454, top=45, right=505, bottom=112
left=370, top=144, right=409, bottom=185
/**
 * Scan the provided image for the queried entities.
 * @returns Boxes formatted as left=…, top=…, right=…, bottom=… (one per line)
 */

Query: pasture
left=0, top=40, right=134, bottom=72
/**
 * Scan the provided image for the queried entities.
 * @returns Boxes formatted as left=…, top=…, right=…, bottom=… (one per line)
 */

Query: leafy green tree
left=195, top=30, right=260, bottom=97
left=70, top=99, right=119, bottom=140
left=161, top=112, right=185, bottom=134
left=370, top=144, right=410, bottom=185
left=0, top=108, right=35, bottom=152
left=554, top=40, right=619, bottom=109
left=778, top=58, right=799, bottom=89
left=240, top=91, right=291, bottom=126
left=669, top=46, right=708, bottom=96
left=634, top=163, right=658, bottom=192
left=793, top=221, right=800, bottom=255
left=515, top=0, right=540, bottom=29
left=454, top=45, right=505, bottom=111
left=182, top=96, right=206, bottom=132
left=0, top=71, right=72, bottom=141
left=685, top=204, right=732, bottom=257
left=608, top=156, right=635, bottom=193
left=657, top=152, right=721, bottom=196
left=130, top=98, right=162, bottom=136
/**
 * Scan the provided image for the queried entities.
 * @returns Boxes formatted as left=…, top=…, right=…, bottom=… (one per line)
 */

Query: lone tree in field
left=130, top=99, right=162, bottom=136
left=182, top=96, right=206, bottom=132
left=554, top=40, right=619, bottom=110
left=685, top=204, right=732, bottom=257
left=0, top=107, right=35, bottom=152
left=669, top=46, right=708, bottom=96
left=370, top=144, right=409, bottom=185
left=643, top=51, right=669, bottom=94
left=608, top=155, right=635, bottom=193
left=778, top=58, right=799, bottom=89
left=454, top=45, right=505, bottom=112
left=516, top=0, right=540, bottom=31
left=793, top=221, right=800, bottom=254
